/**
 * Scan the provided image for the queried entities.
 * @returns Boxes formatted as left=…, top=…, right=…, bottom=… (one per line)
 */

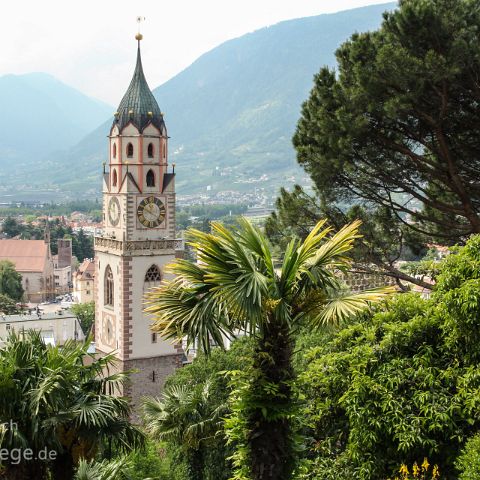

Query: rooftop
left=113, top=41, right=166, bottom=134
left=0, top=239, right=49, bottom=272
left=1, top=310, right=76, bottom=323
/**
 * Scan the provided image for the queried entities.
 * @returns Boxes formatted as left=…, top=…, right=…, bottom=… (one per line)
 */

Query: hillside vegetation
left=9, top=3, right=394, bottom=196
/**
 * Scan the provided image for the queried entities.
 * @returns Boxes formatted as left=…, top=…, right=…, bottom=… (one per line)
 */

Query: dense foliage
left=146, top=218, right=390, bottom=480
left=456, top=434, right=480, bottom=480
left=140, top=340, right=252, bottom=480
left=0, top=293, right=23, bottom=315
left=71, top=302, right=95, bottom=335
left=0, top=331, right=143, bottom=480
left=0, top=260, right=23, bottom=301
left=266, top=186, right=429, bottom=289
left=269, top=0, right=480, bottom=287
left=294, top=0, right=480, bottom=239
left=297, top=235, right=480, bottom=479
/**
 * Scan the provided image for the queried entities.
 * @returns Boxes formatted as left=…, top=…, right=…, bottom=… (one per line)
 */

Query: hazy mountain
left=0, top=72, right=112, bottom=170
left=7, top=3, right=395, bottom=198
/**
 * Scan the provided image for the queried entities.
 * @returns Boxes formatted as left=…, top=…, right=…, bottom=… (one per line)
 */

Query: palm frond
left=306, top=220, right=362, bottom=271
left=311, top=286, right=395, bottom=326
left=74, top=457, right=132, bottom=480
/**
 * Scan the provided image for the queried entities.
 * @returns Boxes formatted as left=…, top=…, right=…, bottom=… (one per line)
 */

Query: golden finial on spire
left=136, top=16, right=145, bottom=41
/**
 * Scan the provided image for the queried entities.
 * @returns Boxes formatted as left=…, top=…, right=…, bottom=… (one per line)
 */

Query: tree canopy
left=71, top=301, right=95, bottom=335
left=0, top=293, right=22, bottom=315
left=0, top=331, right=143, bottom=480
left=294, top=0, right=480, bottom=241
left=297, top=234, right=480, bottom=479
left=0, top=260, right=23, bottom=301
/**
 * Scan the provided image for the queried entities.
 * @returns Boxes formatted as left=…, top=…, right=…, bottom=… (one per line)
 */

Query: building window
left=112, top=169, right=118, bottom=187
left=162, top=142, right=166, bottom=159
left=151, top=332, right=157, bottom=343
left=112, top=143, right=117, bottom=158
left=127, top=143, right=134, bottom=158
left=152, top=370, right=156, bottom=383
left=104, top=265, right=114, bottom=306
left=146, top=169, right=155, bottom=187
left=147, top=143, right=154, bottom=158
left=145, top=265, right=161, bottom=283
left=86, top=290, right=90, bottom=295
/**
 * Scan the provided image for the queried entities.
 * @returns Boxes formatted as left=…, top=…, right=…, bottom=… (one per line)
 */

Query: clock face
left=102, top=313, right=115, bottom=348
left=137, top=196, right=166, bottom=228
left=108, top=197, right=121, bottom=226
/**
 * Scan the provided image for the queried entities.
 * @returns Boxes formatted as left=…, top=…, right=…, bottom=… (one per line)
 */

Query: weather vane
left=136, top=16, right=145, bottom=41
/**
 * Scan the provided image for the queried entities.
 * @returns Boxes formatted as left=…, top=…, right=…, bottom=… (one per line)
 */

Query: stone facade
left=123, top=352, right=184, bottom=411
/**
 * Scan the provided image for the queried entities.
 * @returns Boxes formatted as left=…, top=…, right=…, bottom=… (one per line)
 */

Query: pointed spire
left=113, top=34, right=165, bottom=133
left=44, top=220, right=50, bottom=245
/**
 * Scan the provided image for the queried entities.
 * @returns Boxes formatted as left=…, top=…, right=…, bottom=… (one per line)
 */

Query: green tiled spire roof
left=113, top=44, right=165, bottom=133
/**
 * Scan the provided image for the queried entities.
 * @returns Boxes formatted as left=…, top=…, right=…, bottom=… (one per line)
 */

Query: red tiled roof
left=0, top=240, right=49, bottom=272
left=76, top=259, right=95, bottom=280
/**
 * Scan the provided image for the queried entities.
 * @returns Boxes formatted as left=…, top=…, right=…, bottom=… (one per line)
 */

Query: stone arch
left=144, top=264, right=162, bottom=290
left=146, top=169, right=155, bottom=187
left=126, top=142, right=134, bottom=158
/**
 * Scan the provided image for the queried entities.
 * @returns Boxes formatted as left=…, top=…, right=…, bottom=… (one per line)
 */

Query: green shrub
left=456, top=434, right=480, bottom=480
left=296, top=235, right=480, bottom=479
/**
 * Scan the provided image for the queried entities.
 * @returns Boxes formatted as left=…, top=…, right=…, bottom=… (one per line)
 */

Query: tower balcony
left=94, top=234, right=184, bottom=256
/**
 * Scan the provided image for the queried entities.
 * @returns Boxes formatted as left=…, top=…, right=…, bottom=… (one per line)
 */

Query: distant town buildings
left=53, top=238, right=73, bottom=294
left=72, top=258, right=95, bottom=303
left=0, top=239, right=54, bottom=302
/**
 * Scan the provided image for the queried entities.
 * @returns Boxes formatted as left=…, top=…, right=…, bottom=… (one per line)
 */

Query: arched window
left=112, top=143, right=117, bottom=158
left=144, top=265, right=161, bottom=289
left=112, top=169, right=117, bottom=187
left=146, top=169, right=155, bottom=187
left=147, top=143, right=154, bottom=158
left=126, top=143, right=134, bottom=158
left=104, top=265, right=114, bottom=306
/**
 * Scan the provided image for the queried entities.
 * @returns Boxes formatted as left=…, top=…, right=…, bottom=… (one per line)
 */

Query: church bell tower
left=94, top=33, right=184, bottom=409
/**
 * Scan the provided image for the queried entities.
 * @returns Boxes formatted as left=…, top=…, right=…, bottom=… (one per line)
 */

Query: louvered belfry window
left=146, top=169, right=155, bottom=187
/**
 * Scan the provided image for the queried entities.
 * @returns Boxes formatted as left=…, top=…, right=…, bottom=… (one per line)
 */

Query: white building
left=0, top=310, right=85, bottom=347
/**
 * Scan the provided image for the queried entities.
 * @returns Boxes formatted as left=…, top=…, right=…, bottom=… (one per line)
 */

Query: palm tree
left=142, top=381, right=225, bottom=480
left=0, top=331, right=143, bottom=480
left=145, top=218, right=393, bottom=480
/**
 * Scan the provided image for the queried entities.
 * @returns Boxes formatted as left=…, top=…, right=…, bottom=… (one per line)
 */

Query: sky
left=0, top=0, right=393, bottom=105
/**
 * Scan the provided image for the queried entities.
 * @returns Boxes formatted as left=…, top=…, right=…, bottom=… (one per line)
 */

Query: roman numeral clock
left=137, top=196, right=166, bottom=228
